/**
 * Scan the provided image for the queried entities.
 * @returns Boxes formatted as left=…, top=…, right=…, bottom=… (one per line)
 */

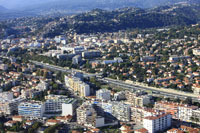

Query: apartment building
left=125, top=91, right=151, bottom=107
left=82, top=50, right=101, bottom=59
left=72, top=55, right=81, bottom=64
left=169, top=56, right=190, bottom=62
left=0, top=97, right=25, bottom=115
left=192, top=85, right=200, bottom=95
left=77, top=102, right=105, bottom=128
left=18, top=101, right=45, bottom=118
left=45, top=94, right=68, bottom=100
left=131, top=107, right=159, bottom=125
left=45, top=95, right=77, bottom=116
left=111, top=102, right=131, bottom=122
left=96, top=101, right=131, bottom=122
left=96, top=89, right=111, bottom=101
left=193, top=48, right=200, bottom=56
left=0, top=64, right=8, bottom=71
left=178, top=105, right=198, bottom=122
left=65, top=76, right=90, bottom=97
left=36, top=80, right=48, bottom=91
left=113, top=91, right=126, bottom=101
left=140, top=56, right=155, bottom=62
left=77, top=102, right=118, bottom=128
left=192, top=109, right=200, bottom=123
left=0, top=92, right=14, bottom=100
left=143, top=113, right=172, bottom=133
left=154, top=101, right=180, bottom=119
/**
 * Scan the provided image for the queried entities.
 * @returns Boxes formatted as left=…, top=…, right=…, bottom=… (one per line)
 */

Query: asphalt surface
left=99, top=78, right=200, bottom=102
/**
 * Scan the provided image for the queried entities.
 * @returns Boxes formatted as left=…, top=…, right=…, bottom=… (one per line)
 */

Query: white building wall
left=143, top=119, right=153, bottom=133
left=62, top=104, right=73, bottom=116
left=143, top=114, right=172, bottom=133
left=81, top=84, right=90, bottom=97
left=96, top=89, right=111, bottom=100
left=95, top=117, right=105, bottom=127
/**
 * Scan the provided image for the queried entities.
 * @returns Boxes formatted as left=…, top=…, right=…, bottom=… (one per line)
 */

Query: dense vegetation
left=43, top=4, right=200, bottom=37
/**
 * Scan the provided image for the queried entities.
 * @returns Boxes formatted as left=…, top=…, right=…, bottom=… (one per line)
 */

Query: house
left=12, top=115, right=24, bottom=122
left=25, top=120, right=34, bottom=126
left=180, top=125, right=200, bottom=133
left=192, top=84, right=200, bottom=95
left=4, top=120, right=17, bottom=127
left=89, top=128, right=101, bottom=133
left=167, top=128, right=184, bottom=133
left=23, top=120, right=35, bottom=129
left=56, top=115, right=73, bottom=123
left=134, top=128, right=148, bottom=133
left=46, top=119, right=61, bottom=126
left=120, top=125, right=133, bottom=133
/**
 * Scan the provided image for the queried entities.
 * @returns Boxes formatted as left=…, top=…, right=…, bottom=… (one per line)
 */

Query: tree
left=52, top=83, right=59, bottom=90
left=85, top=60, right=91, bottom=68
left=43, top=71, right=48, bottom=78
left=0, top=123, right=5, bottom=131
left=44, top=124, right=60, bottom=133
left=36, top=69, right=40, bottom=76
left=129, top=56, right=133, bottom=62
left=183, top=97, right=192, bottom=105
left=28, top=128, right=35, bottom=133
left=173, top=98, right=181, bottom=103
left=191, top=116, right=195, bottom=122
left=17, top=67, right=21, bottom=72
left=39, top=70, right=44, bottom=77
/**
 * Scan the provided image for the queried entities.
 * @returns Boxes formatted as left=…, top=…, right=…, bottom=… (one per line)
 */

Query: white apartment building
left=36, top=80, right=48, bottom=91
left=111, top=102, right=131, bottom=122
left=0, top=92, right=14, bottom=100
left=45, top=94, right=68, bottom=100
left=125, top=91, right=151, bottom=107
left=45, top=98, right=77, bottom=117
left=77, top=102, right=105, bottom=128
left=65, top=76, right=90, bottom=97
left=143, top=113, right=172, bottom=133
left=178, top=105, right=198, bottom=122
left=0, top=97, right=25, bottom=115
left=78, top=82, right=90, bottom=97
left=97, top=101, right=131, bottom=122
left=0, top=64, right=8, bottom=71
left=193, top=49, right=200, bottom=56
left=45, top=95, right=77, bottom=116
left=113, top=91, right=126, bottom=101
left=131, top=107, right=160, bottom=124
left=192, top=109, right=200, bottom=123
left=18, top=101, right=45, bottom=118
left=77, top=102, right=118, bottom=128
left=96, top=89, right=111, bottom=100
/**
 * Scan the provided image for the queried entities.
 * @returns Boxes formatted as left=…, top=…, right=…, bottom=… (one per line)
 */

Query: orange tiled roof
left=167, top=128, right=184, bottom=133
left=144, top=113, right=170, bottom=120
left=135, top=128, right=148, bottom=133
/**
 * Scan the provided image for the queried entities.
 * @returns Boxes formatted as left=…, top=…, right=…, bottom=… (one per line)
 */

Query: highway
left=30, top=60, right=101, bottom=77
left=30, top=60, right=200, bottom=102
left=99, top=78, right=200, bottom=102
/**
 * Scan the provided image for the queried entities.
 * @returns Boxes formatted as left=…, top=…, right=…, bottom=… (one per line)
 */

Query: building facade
left=125, top=91, right=151, bottom=107
left=18, top=101, right=45, bottom=118
left=0, top=97, right=25, bottom=115
left=143, top=113, right=172, bottom=133
left=45, top=95, right=77, bottom=116
left=65, top=76, right=90, bottom=97
left=178, top=105, right=198, bottom=122
left=96, top=89, right=111, bottom=101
